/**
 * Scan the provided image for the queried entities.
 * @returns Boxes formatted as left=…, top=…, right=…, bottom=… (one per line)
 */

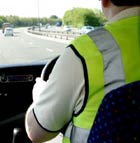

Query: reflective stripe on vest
left=104, top=16, right=140, bottom=83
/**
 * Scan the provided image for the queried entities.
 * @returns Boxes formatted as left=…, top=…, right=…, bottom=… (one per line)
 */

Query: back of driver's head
left=110, top=0, right=140, bottom=6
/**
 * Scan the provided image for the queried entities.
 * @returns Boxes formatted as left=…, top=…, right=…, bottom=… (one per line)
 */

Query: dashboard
left=0, top=62, right=46, bottom=142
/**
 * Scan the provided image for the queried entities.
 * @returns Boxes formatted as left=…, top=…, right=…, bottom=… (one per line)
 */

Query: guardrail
left=27, top=28, right=82, bottom=41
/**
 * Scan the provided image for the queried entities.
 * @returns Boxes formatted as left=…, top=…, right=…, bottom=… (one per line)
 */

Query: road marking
left=46, top=48, right=53, bottom=52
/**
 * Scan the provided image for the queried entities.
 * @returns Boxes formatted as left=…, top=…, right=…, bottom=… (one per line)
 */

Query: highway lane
left=0, top=27, right=68, bottom=65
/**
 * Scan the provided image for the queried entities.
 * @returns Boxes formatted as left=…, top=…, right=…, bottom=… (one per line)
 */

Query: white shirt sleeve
left=33, top=47, right=85, bottom=131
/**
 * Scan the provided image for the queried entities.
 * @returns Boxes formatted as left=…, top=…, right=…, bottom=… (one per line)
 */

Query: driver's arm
left=25, top=104, right=59, bottom=143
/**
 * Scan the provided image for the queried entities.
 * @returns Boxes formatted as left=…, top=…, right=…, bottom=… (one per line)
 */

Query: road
left=0, top=27, right=68, bottom=65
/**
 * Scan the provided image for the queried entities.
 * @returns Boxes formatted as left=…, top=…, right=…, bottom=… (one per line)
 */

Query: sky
left=0, top=0, right=102, bottom=18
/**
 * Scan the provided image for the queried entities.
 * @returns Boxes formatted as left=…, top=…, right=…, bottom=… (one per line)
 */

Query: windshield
left=0, top=0, right=105, bottom=65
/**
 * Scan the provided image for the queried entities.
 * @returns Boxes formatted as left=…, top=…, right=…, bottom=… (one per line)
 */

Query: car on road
left=4, top=27, right=14, bottom=36
left=79, top=26, right=94, bottom=34
left=63, top=25, right=72, bottom=32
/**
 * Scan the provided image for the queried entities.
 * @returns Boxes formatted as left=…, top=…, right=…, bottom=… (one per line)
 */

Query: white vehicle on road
left=4, top=27, right=14, bottom=36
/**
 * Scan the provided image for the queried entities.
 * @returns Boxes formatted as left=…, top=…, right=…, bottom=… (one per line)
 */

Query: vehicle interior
left=1, top=1, right=139, bottom=143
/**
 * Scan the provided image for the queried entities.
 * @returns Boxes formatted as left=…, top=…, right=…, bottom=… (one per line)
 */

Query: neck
left=106, top=5, right=133, bottom=20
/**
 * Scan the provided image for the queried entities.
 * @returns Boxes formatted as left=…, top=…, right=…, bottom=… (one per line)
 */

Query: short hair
left=110, top=0, right=140, bottom=6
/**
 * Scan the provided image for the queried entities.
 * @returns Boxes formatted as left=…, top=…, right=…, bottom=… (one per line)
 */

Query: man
left=25, top=0, right=140, bottom=143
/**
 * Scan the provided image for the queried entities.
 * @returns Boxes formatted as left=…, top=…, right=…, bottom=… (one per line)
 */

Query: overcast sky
left=0, top=0, right=102, bottom=18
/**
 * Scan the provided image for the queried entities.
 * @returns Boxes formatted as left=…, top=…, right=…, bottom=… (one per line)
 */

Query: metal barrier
left=27, top=28, right=82, bottom=41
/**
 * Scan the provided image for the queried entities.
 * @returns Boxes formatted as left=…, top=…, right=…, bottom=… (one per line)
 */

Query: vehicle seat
left=88, top=81, right=140, bottom=143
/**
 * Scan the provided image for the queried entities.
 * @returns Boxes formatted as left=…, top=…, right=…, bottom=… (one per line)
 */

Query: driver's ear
left=102, top=0, right=110, bottom=7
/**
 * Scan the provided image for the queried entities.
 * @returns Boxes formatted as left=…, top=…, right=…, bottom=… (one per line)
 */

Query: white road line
left=46, top=48, right=53, bottom=52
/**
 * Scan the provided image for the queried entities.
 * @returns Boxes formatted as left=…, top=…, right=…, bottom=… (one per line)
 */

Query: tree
left=49, top=15, right=58, bottom=19
left=0, top=18, right=4, bottom=28
left=93, top=9, right=107, bottom=26
left=63, top=8, right=106, bottom=28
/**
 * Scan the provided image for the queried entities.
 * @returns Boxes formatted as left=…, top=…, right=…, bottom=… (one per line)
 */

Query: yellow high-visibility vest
left=63, top=15, right=140, bottom=143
